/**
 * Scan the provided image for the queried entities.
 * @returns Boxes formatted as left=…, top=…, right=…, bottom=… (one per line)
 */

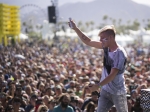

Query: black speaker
left=48, top=6, right=56, bottom=24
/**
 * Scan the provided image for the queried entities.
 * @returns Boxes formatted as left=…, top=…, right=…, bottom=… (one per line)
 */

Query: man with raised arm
left=68, top=19, right=128, bottom=112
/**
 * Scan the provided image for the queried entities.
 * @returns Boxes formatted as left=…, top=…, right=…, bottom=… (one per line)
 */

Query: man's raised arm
left=69, top=19, right=103, bottom=49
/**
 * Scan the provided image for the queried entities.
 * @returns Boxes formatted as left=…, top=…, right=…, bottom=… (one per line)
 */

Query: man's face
left=70, top=82, right=75, bottom=88
left=99, top=32, right=110, bottom=48
left=92, top=95, right=98, bottom=102
left=131, top=91, right=137, bottom=99
left=48, top=100, right=56, bottom=109
left=61, top=96, right=69, bottom=108
left=76, top=85, right=80, bottom=91
left=77, top=100, right=83, bottom=108
left=55, top=86, right=62, bottom=95
left=15, top=88, right=22, bottom=95
left=30, top=97, right=36, bottom=106
left=13, top=101, right=21, bottom=107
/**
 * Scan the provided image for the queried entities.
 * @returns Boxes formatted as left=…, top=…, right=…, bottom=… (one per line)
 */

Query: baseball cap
left=30, top=94, right=37, bottom=99
left=98, top=25, right=116, bottom=35
left=131, top=89, right=136, bottom=95
left=55, top=85, right=62, bottom=89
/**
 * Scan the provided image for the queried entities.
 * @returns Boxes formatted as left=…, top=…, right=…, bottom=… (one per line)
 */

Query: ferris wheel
left=19, top=4, right=47, bottom=26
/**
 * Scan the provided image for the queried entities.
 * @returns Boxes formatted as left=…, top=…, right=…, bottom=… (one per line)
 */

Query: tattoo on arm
left=81, top=34, right=87, bottom=40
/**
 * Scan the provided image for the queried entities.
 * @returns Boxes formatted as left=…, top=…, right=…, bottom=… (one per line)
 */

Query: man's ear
left=110, top=35, right=115, bottom=39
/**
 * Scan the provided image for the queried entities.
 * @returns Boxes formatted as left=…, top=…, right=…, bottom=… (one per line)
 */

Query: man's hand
left=68, top=19, right=77, bottom=30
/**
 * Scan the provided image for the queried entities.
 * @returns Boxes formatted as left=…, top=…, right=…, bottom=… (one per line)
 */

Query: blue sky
left=0, top=0, right=150, bottom=7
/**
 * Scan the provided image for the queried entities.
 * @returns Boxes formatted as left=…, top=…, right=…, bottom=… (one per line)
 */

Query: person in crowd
left=0, top=106, right=4, bottom=112
left=69, top=96, right=82, bottom=112
left=47, top=98, right=56, bottom=112
left=84, top=101, right=96, bottom=112
left=24, top=85, right=33, bottom=96
left=54, top=85, right=63, bottom=101
left=75, top=82, right=82, bottom=97
left=5, top=105, right=14, bottom=112
left=25, top=94, right=37, bottom=112
left=53, top=93, right=74, bottom=112
left=37, top=104, right=48, bottom=112
left=81, top=83, right=91, bottom=100
left=76, top=98, right=84, bottom=111
left=0, top=92, right=8, bottom=109
left=12, top=97, right=25, bottom=112
left=81, top=91, right=98, bottom=111
left=42, top=95, right=49, bottom=108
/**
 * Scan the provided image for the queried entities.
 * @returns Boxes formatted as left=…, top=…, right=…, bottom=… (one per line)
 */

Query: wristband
left=97, top=83, right=102, bottom=89
left=99, top=85, right=102, bottom=89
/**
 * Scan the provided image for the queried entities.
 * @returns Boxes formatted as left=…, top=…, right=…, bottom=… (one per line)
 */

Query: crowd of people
left=0, top=39, right=149, bottom=112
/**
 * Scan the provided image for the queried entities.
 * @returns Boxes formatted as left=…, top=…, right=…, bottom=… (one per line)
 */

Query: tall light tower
left=53, top=0, right=59, bottom=24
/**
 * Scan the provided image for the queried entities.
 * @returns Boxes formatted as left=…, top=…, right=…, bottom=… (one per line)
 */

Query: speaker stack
left=48, top=6, right=56, bottom=24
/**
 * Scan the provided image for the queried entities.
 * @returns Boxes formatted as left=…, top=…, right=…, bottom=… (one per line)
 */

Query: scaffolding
left=0, top=3, right=21, bottom=46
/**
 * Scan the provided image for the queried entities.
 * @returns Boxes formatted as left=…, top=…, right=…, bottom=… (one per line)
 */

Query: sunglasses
left=101, top=38, right=108, bottom=42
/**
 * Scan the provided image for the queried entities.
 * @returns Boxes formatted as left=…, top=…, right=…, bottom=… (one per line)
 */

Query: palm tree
left=118, top=18, right=122, bottom=26
left=132, top=20, right=140, bottom=30
left=77, top=21, right=83, bottom=28
left=89, top=21, right=94, bottom=30
left=22, top=22, right=26, bottom=27
left=112, top=19, right=116, bottom=26
left=103, top=15, right=108, bottom=25
left=146, top=20, right=150, bottom=30
left=85, top=22, right=90, bottom=31
left=127, top=20, right=131, bottom=26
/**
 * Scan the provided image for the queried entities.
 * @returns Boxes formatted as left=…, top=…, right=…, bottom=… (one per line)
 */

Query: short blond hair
left=98, top=25, right=116, bottom=36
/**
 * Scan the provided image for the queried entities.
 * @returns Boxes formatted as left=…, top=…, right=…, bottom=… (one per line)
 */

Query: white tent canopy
left=142, top=35, right=150, bottom=43
left=87, top=29, right=99, bottom=36
left=56, top=29, right=79, bottom=38
left=115, top=35, right=134, bottom=46
left=19, top=33, right=28, bottom=40
left=129, top=28, right=150, bottom=36
left=115, top=35, right=134, bottom=41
